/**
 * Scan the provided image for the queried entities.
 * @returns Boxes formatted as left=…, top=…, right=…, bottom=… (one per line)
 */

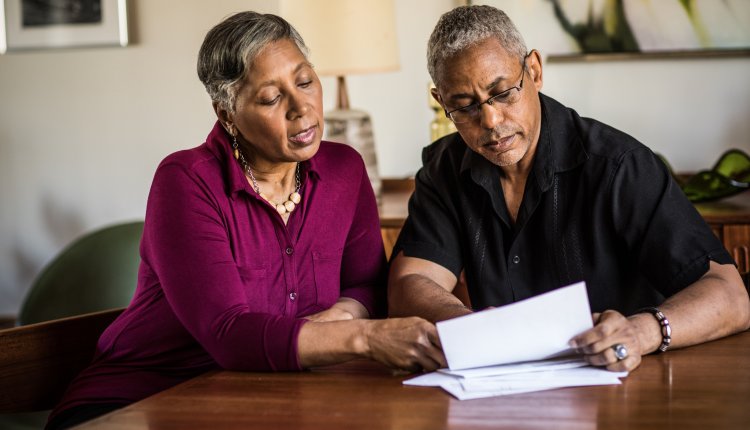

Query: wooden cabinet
left=378, top=180, right=413, bottom=261
left=695, top=193, right=750, bottom=289
left=379, top=180, right=750, bottom=290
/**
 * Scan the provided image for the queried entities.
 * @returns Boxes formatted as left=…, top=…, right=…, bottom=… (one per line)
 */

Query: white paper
left=436, top=282, right=593, bottom=370
left=438, top=357, right=588, bottom=379
left=445, top=369, right=625, bottom=400
left=402, top=371, right=460, bottom=387
left=403, top=366, right=628, bottom=401
left=403, top=282, right=627, bottom=401
left=459, top=367, right=628, bottom=392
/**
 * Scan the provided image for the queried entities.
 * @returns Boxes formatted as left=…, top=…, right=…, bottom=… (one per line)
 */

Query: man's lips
left=483, top=133, right=516, bottom=149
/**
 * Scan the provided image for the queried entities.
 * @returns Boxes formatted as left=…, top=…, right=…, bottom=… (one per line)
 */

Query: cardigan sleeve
left=338, top=158, right=387, bottom=317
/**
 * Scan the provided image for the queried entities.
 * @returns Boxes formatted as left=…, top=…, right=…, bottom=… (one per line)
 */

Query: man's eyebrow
left=485, top=76, right=504, bottom=92
left=447, top=75, right=507, bottom=103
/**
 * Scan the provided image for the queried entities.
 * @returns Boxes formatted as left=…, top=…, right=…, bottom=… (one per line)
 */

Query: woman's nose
left=286, top=92, right=310, bottom=120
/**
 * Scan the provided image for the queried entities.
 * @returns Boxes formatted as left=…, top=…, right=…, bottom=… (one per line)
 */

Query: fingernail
left=569, top=339, right=578, bottom=348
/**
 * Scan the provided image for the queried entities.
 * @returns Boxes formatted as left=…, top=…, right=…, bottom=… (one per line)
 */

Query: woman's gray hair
left=427, top=5, right=527, bottom=88
left=197, top=12, right=308, bottom=113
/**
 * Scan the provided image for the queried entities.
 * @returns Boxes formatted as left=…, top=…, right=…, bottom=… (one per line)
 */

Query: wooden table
left=77, top=331, right=750, bottom=429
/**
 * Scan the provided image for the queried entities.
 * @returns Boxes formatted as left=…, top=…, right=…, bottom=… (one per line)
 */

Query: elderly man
left=388, top=5, right=749, bottom=372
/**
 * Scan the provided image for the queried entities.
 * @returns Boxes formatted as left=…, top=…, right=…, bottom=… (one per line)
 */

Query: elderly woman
left=46, top=12, right=445, bottom=429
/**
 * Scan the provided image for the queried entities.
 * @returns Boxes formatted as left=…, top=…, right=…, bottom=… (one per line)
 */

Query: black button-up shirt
left=394, top=94, right=733, bottom=314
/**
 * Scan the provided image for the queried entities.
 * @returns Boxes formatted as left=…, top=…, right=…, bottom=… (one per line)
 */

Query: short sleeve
left=609, top=147, right=734, bottom=296
left=392, top=164, right=463, bottom=277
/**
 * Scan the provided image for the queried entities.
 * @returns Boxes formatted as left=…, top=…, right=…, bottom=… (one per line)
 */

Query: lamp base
left=324, top=108, right=381, bottom=203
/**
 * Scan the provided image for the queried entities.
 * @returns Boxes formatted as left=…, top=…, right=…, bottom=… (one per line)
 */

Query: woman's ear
left=213, top=102, right=234, bottom=135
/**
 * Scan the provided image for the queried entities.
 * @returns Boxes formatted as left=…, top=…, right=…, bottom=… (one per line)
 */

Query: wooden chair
left=0, top=222, right=140, bottom=427
left=0, top=308, right=124, bottom=414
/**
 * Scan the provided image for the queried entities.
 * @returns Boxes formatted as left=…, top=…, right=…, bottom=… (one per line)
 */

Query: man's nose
left=478, top=102, right=504, bottom=130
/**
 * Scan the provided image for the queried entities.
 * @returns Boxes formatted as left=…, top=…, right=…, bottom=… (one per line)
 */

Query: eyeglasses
left=445, top=61, right=527, bottom=124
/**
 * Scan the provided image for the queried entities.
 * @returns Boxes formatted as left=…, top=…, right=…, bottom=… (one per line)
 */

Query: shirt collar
left=458, top=93, right=588, bottom=192
left=532, top=94, right=588, bottom=191
left=204, top=120, right=322, bottom=199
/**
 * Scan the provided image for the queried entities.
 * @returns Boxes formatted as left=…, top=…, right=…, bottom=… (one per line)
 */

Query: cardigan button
left=512, top=255, right=520, bottom=264
left=285, top=247, right=294, bottom=255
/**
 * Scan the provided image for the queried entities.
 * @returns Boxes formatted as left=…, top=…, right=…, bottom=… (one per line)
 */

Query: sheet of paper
left=438, top=357, right=589, bottom=379
left=444, top=372, right=624, bottom=400
left=459, top=367, right=628, bottom=392
left=436, top=282, right=593, bottom=370
left=402, top=371, right=460, bottom=387
left=403, top=365, right=628, bottom=401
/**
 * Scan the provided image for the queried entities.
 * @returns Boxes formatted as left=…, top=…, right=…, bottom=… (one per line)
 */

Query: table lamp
left=429, top=82, right=457, bottom=142
left=280, top=0, right=400, bottom=201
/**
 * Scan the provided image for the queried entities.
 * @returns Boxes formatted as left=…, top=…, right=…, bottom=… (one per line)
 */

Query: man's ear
left=526, top=49, right=543, bottom=91
left=430, top=87, right=444, bottom=108
left=213, top=102, right=234, bottom=135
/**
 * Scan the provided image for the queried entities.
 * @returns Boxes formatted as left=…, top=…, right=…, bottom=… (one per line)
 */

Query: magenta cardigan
left=51, top=122, right=386, bottom=417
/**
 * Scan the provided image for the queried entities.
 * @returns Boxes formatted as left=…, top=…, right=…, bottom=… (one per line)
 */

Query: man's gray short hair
left=197, top=12, right=308, bottom=113
left=427, top=5, right=527, bottom=88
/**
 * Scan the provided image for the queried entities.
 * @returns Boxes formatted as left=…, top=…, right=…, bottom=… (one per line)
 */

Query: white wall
left=487, top=0, right=750, bottom=172
left=0, top=0, right=280, bottom=314
left=1, top=0, right=748, bottom=315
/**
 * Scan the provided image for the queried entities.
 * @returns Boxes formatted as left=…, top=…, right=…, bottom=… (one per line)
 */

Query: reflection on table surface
left=76, top=330, right=750, bottom=429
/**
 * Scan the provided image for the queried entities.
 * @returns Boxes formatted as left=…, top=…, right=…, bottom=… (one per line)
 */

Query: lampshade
left=280, top=0, right=400, bottom=76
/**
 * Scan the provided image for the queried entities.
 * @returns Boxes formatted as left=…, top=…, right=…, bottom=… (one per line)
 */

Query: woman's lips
left=289, top=126, right=316, bottom=145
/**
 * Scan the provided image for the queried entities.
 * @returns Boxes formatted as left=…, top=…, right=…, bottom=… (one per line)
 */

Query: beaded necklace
left=245, top=162, right=301, bottom=215
left=233, top=136, right=301, bottom=215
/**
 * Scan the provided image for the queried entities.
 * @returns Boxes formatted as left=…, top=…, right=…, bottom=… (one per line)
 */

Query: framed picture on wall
left=476, top=0, right=750, bottom=61
left=0, top=0, right=128, bottom=54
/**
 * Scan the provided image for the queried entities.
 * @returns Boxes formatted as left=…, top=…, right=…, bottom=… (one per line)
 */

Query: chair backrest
left=18, top=221, right=144, bottom=325
left=0, top=308, right=124, bottom=413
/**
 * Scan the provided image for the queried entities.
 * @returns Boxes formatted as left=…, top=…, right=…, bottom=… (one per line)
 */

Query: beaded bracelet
left=638, top=307, right=672, bottom=352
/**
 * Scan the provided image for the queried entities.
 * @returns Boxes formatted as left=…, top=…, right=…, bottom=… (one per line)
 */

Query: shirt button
left=285, top=247, right=293, bottom=255
left=512, top=255, right=520, bottom=264
left=289, top=292, right=297, bottom=301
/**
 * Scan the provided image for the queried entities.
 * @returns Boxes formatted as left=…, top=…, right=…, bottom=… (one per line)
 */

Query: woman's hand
left=304, top=297, right=369, bottom=322
left=363, top=317, right=447, bottom=372
left=569, top=310, right=644, bottom=372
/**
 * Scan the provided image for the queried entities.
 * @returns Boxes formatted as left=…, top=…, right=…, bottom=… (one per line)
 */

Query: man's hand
left=569, top=310, right=644, bottom=372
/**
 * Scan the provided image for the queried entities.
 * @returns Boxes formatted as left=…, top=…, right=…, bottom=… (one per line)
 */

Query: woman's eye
left=298, top=80, right=312, bottom=88
left=260, top=95, right=280, bottom=105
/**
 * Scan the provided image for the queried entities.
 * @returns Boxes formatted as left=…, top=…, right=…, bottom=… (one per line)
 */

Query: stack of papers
left=403, top=283, right=628, bottom=400
left=404, top=356, right=627, bottom=400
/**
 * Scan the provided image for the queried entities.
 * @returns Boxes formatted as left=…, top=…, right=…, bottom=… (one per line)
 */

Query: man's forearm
left=633, top=262, right=750, bottom=353
left=388, top=273, right=472, bottom=323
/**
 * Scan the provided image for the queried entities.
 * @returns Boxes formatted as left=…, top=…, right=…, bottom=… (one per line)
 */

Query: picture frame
left=476, top=0, right=750, bottom=62
left=0, top=0, right=128, bottom=54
